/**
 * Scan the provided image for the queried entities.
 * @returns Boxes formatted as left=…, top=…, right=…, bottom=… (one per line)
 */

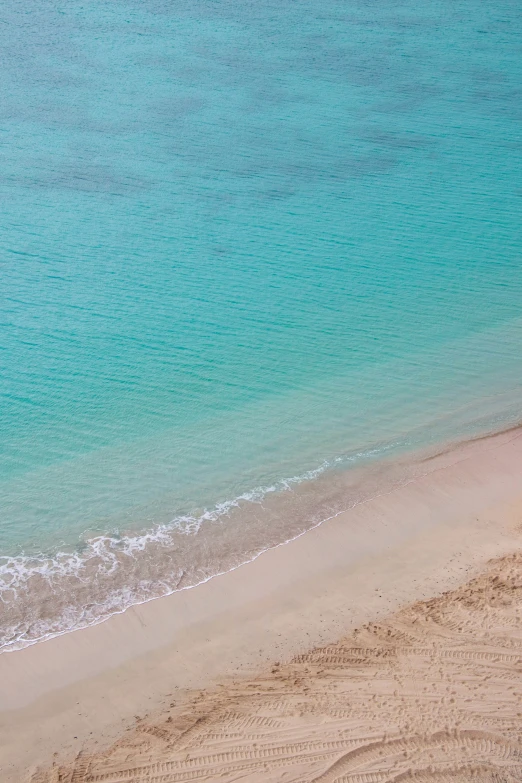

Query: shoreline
left=0, top=427, right=423, bottom=656
left=3, top=419, right=521, bottom=657
left=0, top=432, right=446, bottom=656
left=1, top=425, right=522, bottom=780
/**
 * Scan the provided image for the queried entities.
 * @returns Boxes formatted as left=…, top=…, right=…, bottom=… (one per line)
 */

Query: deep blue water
left=1, top=0, right=521, bottom=650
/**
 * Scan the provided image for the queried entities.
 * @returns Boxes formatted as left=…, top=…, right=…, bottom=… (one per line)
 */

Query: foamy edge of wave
left=0, top=444, right=400, bottom=655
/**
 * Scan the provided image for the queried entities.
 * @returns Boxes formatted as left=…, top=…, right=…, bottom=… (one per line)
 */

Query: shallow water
left=1, top=0, right=521, bottom=651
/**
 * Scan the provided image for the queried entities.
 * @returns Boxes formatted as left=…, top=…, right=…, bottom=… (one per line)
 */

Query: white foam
left=0, top=441, right=401, bottom=654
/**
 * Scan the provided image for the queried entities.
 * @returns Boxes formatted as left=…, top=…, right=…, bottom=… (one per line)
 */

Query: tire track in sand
left=33, top=552, right=522, bottom=783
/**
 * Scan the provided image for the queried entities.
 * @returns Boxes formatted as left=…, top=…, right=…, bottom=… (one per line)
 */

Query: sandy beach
left=3, top=0, right=521, bottom=779
left=2, top=427, right=522, bottom=782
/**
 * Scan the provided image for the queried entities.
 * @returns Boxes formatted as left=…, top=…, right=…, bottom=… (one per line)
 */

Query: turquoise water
left=1, top=0, right=521, bottom=650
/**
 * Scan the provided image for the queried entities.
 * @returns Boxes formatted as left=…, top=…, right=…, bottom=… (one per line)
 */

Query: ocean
left=1, top=0, right=521, bottom=652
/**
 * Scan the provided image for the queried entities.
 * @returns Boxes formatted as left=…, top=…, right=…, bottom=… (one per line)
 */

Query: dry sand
left=1, top=427, right=522, bottom=782
left=33, top=550, right=522, bottom=783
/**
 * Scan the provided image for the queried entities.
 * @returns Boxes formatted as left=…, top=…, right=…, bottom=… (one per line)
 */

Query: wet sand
left=1, top=427, right=522, bottom=781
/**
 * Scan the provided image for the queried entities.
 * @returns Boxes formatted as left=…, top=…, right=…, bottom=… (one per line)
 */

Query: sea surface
left=1, top=0, right=521, bottom=652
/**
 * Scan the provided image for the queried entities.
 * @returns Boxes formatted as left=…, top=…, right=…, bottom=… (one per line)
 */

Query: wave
left=0, top=443, right=399, bottom=655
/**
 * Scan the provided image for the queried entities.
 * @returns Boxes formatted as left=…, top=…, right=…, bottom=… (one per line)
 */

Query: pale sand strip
left=1, top=427, right=522, bottom=781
